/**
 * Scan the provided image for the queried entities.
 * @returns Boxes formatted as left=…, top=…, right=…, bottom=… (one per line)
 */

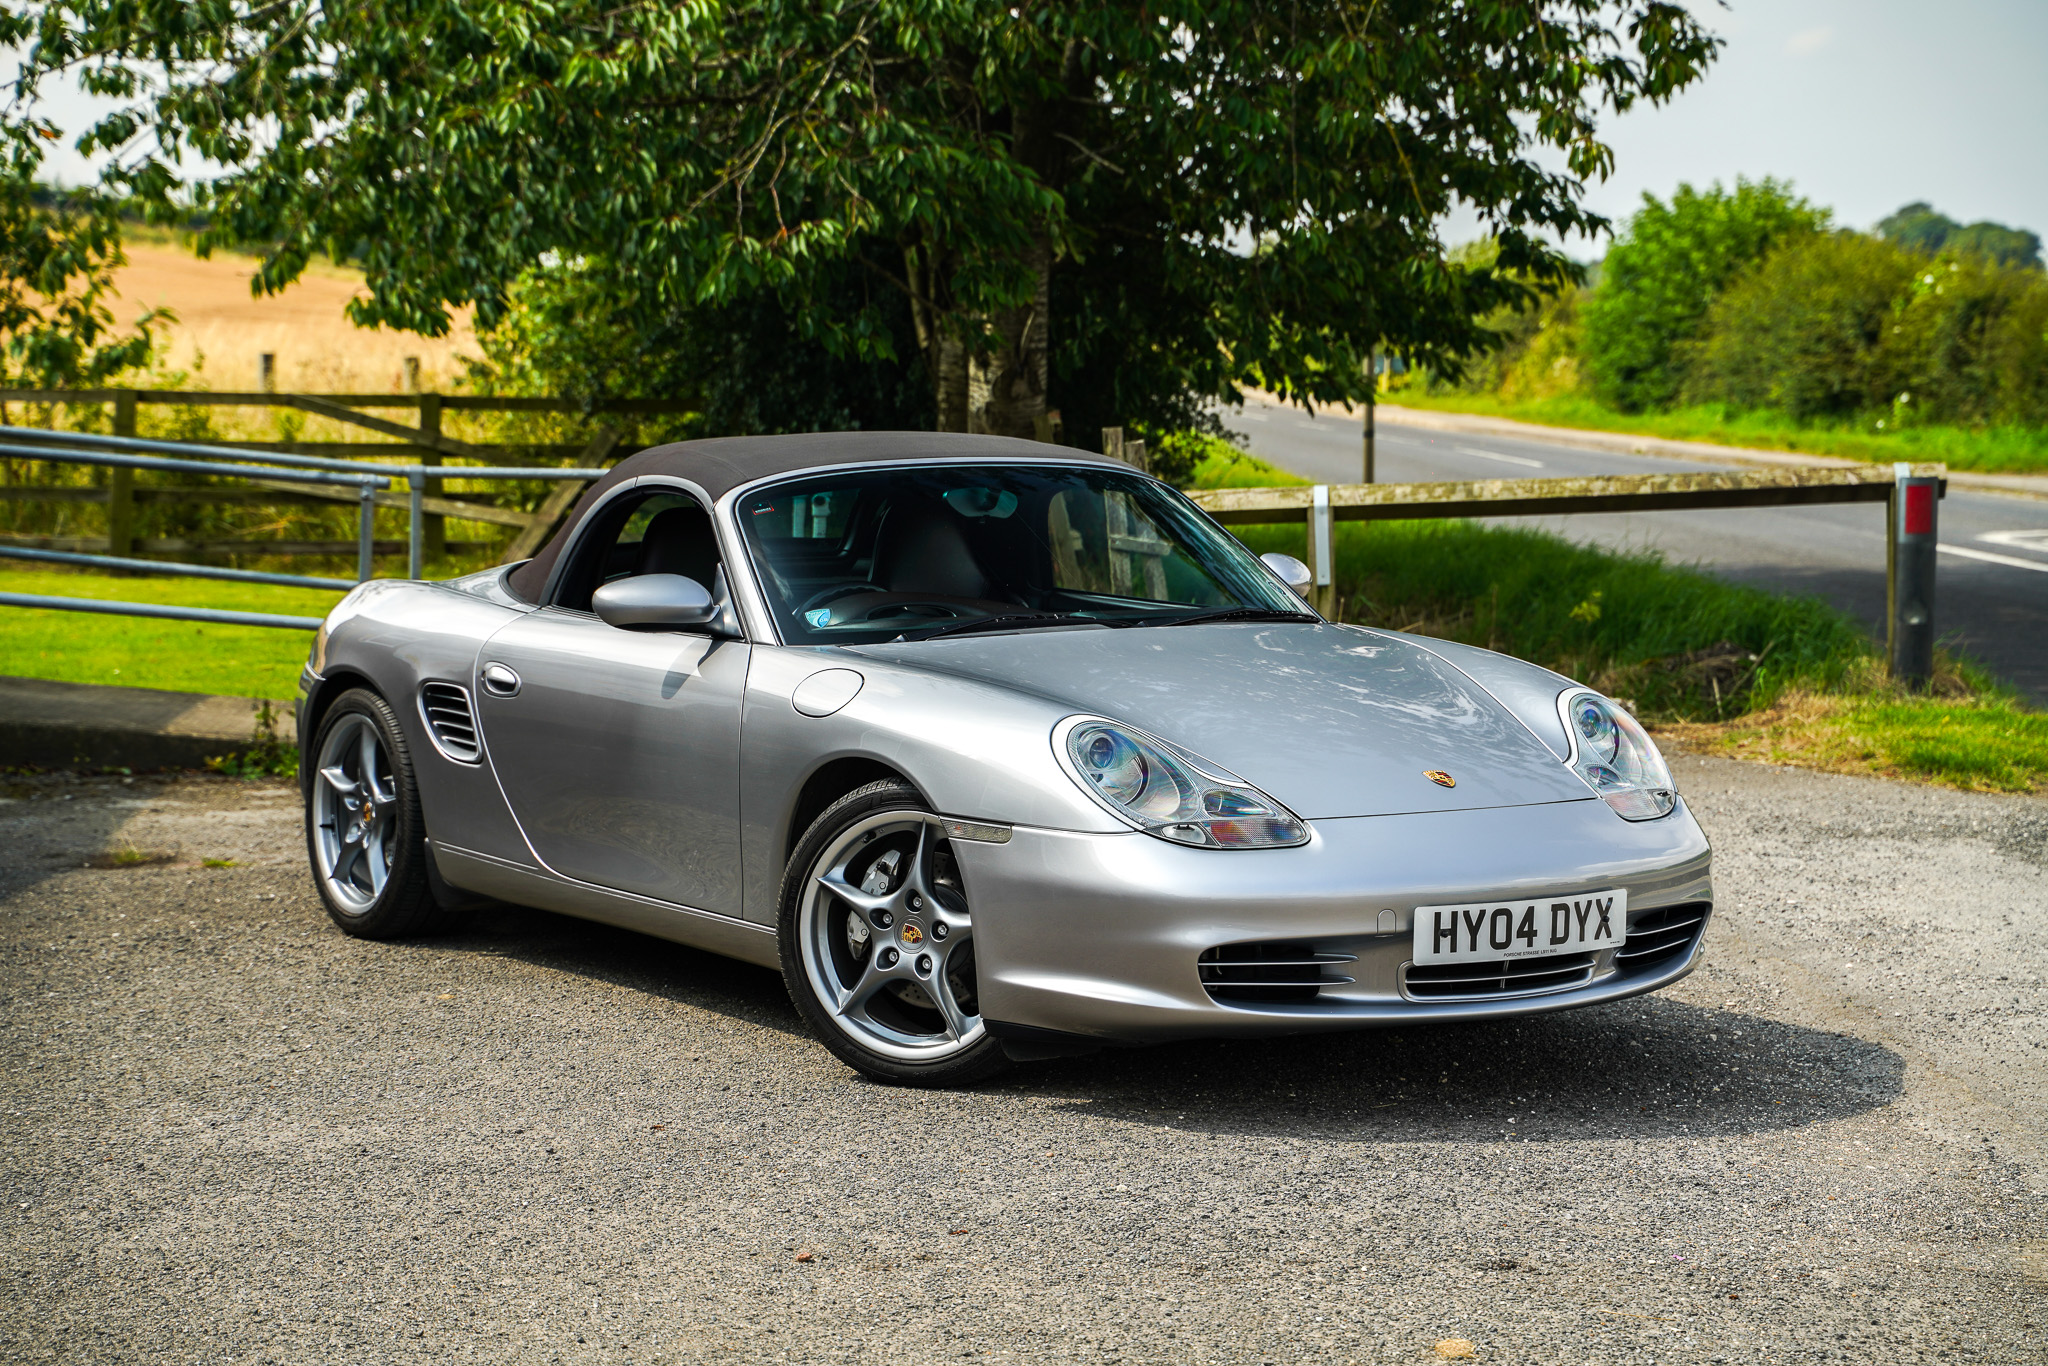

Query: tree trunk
left=902, top=43, right=1077, bottom=437
left=935, top=331, right=970, bottom=433
left=974, top=238, right=1050, bottom=439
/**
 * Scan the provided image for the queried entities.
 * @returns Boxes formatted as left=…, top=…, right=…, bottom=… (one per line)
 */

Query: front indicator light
left=1057, top=717, right=1310, bottom=849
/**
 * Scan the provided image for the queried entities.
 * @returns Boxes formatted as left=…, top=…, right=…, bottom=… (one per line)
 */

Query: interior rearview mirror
left=592, top=574, right=718, bottom=630
left=1260, top=552, right=1314, bottom=591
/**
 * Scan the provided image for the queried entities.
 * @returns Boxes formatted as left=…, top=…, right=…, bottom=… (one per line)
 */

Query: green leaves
left=11, top=0, right=1719, bottom=427
left=1582, top=178, right=1828, bottom=412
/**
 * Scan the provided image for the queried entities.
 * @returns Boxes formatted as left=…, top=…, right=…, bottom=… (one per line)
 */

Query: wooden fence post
left=259, top=353, right=276, bottom=393
left=107, top=391, right=137, bottom=558
left=418, top=392, right=445, bottom=560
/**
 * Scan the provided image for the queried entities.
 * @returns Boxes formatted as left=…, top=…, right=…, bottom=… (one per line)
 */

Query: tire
left=303, top=687, right=447, bottom=939
left=779, top=780, right=1010, bottom=1087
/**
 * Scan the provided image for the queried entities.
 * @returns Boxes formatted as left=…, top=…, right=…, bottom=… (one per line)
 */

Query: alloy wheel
left=311, top=711, right=400, bottom=915
left=798, top=812, right=983, bottom=1062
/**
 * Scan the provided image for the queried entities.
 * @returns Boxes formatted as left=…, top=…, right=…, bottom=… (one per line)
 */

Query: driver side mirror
left=1260, top=552, right=1313, bottom=592
left=592, top=573, right=719, bottom=630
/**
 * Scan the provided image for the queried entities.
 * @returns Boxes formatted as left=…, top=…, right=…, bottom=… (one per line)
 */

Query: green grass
left=1390, top=390, right=2048, bottom=476
left=0, top=566, right=341, bottom=697
left=1186, top=438, right=1870, bottom=716
left=1185, top=436, right=2047, bottom=793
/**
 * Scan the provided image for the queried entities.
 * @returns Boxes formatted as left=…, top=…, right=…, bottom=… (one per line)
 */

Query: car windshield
left=736, top=463, right=1307, bottom=645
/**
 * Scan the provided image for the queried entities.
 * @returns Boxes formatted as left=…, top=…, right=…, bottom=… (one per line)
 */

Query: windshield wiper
left=907, top=612, right=1100, bottom=641
left=1152, top=606, right=1321, bottom=627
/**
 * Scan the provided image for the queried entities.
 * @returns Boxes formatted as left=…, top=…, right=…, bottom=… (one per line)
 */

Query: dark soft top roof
left=504, top=430, right=1118, bottom=603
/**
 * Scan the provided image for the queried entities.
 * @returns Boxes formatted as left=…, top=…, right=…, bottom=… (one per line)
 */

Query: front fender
left=737, top=645, right=1121, bottom=926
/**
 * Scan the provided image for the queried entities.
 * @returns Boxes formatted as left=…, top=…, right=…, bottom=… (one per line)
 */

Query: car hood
left=847, top=622, right=1595, bottom=819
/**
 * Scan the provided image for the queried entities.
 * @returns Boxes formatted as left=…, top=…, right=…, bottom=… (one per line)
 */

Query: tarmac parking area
left=1, top=758, right=2042, bottom=1365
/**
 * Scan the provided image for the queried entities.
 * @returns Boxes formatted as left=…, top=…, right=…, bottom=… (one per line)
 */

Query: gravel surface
left=1, top=759, right=2042, bottom=1364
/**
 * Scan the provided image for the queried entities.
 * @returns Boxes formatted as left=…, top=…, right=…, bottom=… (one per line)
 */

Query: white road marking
left=1236, top=412, right=1269, bottom=422
left=1454, top=445, right=1546, bottom=469
left=1938, top=544, right=2048, bottom=574
left=1980, top=530, right=2048, bottom=552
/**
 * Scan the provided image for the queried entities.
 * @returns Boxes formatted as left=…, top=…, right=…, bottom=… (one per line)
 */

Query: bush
left=1682, top=231, right=1917, bottom=419
left=1880, top=256, right=2048, bottom=427
left=1582, top=179, right=1828, bottom=411
left=1682, top=234, right=2048, bottom=427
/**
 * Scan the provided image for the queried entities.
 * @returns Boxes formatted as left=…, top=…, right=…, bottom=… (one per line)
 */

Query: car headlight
left=1054, top=717, right=1309, bottom=848
left=1559, top=690, right=1676, bottom=820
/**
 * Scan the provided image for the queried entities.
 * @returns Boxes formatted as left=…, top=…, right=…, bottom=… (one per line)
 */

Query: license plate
left=1412, top=890, right=1628, bottom=964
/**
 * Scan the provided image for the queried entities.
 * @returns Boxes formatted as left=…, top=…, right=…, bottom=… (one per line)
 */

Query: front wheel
left=304, top=687, right=446, bottom=939
left=779, top=780, right=1009, bottom=1086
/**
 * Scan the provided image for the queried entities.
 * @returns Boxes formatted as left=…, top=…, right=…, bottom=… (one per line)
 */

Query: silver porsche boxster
left=298, top=433, right=1711, bottom=1085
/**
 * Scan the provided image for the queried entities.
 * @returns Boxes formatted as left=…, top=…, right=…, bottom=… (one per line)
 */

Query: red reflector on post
left=1903, top=482, right=1934, bottom=536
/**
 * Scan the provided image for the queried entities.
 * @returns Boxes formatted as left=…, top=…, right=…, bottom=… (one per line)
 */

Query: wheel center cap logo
left=900, top=923, right=924, bottom=946
left=1424, top=770, right=1456, bottom=788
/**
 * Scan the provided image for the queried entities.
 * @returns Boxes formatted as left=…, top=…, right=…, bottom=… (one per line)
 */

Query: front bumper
left=955, top=796, right=1712, bottom=1043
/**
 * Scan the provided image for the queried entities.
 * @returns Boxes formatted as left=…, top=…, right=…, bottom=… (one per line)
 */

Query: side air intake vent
left=420, top=682, right=480, bottom=762
left=1199, top=941, right=1357, bottom=1006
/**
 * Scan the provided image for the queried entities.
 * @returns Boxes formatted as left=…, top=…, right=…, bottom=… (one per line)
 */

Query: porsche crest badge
left=900, top=923, right=925, bottom=946
left=1424, top=770, right=1456, bottom=788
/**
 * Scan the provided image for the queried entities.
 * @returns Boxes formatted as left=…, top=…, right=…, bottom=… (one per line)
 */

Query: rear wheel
left=779, top=780, right=1009, bottom=1086
left=305, top=688, right=446, bottom=938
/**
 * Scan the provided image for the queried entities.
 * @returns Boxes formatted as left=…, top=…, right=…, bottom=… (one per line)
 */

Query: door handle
left=480, top=662, right=522, bottom=698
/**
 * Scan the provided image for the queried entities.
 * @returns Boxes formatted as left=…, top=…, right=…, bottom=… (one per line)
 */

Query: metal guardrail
left=0, top=591, right=326, bottom=631
left=1187, top=462, right=1950, bottom=687
left=0, top=426, right=610, bottom=631
left=0, top=544, right=357, bottom=590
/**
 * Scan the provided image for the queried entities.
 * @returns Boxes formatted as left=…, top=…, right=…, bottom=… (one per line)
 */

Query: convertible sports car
left=299, top=432, right=1711, bottom=1085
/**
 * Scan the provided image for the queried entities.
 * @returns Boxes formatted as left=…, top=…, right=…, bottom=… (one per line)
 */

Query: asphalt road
left=2, top=767, right=2043, bottom=1364
left=1220, top=398, right=2048, bottom=706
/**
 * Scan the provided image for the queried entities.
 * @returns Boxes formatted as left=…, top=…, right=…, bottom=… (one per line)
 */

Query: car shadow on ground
left=423, top=902, right=1901, bottom=1146
left=423, top=900, right=814, bottom=1038
left=1019, top=1000, right=1905, bottom=1144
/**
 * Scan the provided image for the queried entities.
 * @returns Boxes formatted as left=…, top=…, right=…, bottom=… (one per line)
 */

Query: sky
left=1441, top=0, right=2048, bottom=251
left=18, top=0, right=2048, bottom=253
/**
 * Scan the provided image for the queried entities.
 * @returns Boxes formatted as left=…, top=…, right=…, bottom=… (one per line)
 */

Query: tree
left=18, top=1, right=1719, bottom=437
left=1581, top=178, right=1828, bottom=411
left=0, top=21, right=164, bottom=391
left=1679, top=231, right=1917, bottom=420
left=1876, top=202, right=2043, bottom=271
left=469, top=251, right=934, bottom=435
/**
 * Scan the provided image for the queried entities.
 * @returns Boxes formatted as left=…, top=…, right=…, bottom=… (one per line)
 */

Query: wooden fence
left=1185, top=461, right=1950, bottom=685
left=0, top=387, right=689, bottom=562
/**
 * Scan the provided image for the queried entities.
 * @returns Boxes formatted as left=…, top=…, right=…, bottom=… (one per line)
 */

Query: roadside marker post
left=1307, top=483, right=1336, bottom=618
left=1887, top=462, right=1942, bottom=689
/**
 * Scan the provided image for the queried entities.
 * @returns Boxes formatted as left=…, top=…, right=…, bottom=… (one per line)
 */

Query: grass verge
left=0, top=566, right=338, bottom=698
left=1389, top=390, right=2048, bottom=476
left=1182, top=436, right=2046, bottom=795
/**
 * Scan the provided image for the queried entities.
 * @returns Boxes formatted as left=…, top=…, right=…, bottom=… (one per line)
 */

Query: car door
left=474, top=488, right=750, bottom=916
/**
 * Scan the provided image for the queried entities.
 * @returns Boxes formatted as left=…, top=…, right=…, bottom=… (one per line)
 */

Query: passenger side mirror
left=1260, top=552, right=1313, bottom=591
left=592, top=574, right=718, bottom=630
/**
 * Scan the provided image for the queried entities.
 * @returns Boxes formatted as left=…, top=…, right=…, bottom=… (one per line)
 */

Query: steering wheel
left=797, top=582, right=886, bottom=615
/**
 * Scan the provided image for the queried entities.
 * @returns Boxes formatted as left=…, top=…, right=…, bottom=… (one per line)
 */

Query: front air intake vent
left=419, top=682, right=480, bottom=762
left=1199, top=941, right=1357, bottom=1006
left=1403, top=953, right=1596, bottom=1000
left=1615, top=902, right=1709, bottom=970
